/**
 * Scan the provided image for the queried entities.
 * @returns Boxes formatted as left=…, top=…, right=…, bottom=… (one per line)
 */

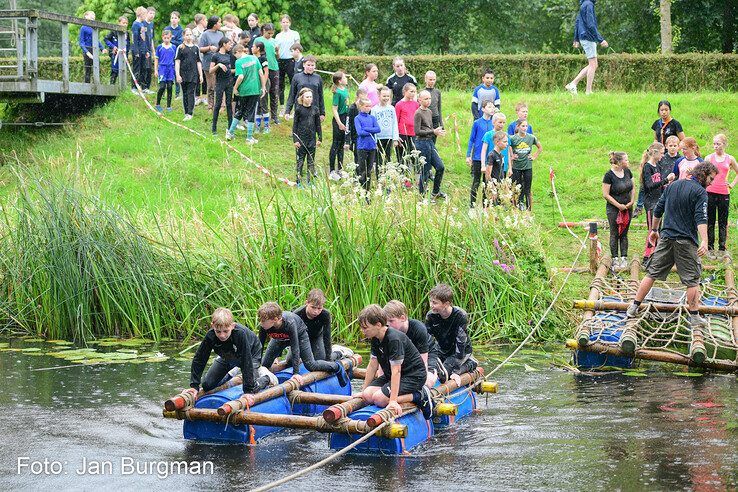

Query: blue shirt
left=156, top=44, right=176, bottom=67
left=167, top=25, right=183, bottom=47
left=78, top=25, right=104, bottom=54
left=354, top=112, right=380, bottom=151
left=574, top=0, right=604, bottom=43
left=507, top=121, right=534, bottom=136
left=132, top=20, right=150, bottom=54
left=466, top=116, right=495, bottom=161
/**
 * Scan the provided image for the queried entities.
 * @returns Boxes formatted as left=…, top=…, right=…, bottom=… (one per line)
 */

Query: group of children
left=603, top=99, right=738, bottom=268
left=186, top=284, right=477, bottom=420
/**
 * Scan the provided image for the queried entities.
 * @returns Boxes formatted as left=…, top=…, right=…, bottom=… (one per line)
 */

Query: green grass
left=1, top=90, right=737, bottom=342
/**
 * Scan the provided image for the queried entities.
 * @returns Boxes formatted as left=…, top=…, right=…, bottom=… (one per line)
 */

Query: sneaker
left=339, top=170, right=349, bottom=179
left=565, top=83, right=578, bottom=95
left=626, top=303, right=639, bottom=318
left=432, top=191, right=447, bottom=200
left=175, top=95, right=182, bottom=100
left=245, top=137, right=258, bottom=145
left=237, top=124, right=246, bottom=131
left=632, top=206, right=643, bottom=218
left=419, top=386, right=434, bottom=420
left=144, top=89, right=154, bottom=95
left=225, top=131, right=235, bottom=141
left=329, top=171, right=340, bottom=181
left=262, top=126, right=270, bottom=134
left=131, top=88, right=139, bottom=95
left=183, top=114, right=192, bottom=121
left=154, top=105, right=163, bottom=112
left=166, top=107, right=173, bottom=112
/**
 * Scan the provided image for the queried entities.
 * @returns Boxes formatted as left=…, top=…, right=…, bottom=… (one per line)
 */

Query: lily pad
left=116, top=349, right=139, bottom=354
left=21, top=347, right=43, bottom=353
left=22, top=337, right=45, bottom=342
left=623, top=371, right=647, bottom=377
left=0, top=342, right=9, bottom=348
left=47, top=340, right=74, bottom=345
left=144, top=355, right=169, bottom=363
left=523, top=364, right=538, bottom=372
left=673, top=372, right=704, bottom=377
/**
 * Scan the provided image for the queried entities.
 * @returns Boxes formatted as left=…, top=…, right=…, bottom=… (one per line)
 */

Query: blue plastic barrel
left=433, top=385, right=477, bottom=427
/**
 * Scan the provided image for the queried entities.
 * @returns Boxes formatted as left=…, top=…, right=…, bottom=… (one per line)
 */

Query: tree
left=659, top=0, right=672, bottom=54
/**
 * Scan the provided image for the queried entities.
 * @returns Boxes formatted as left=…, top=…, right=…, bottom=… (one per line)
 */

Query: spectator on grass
left=471, top=68, right=500, bottom=119
left=652, top=100, right=686, bottom=145
left=705, top=134, right=738, bottom=257
left=565, top=0, right=608, bottom=95
left=79, top=11, right=107, bottom=84
left=199, top=16, right=224, bottom=111
left=275, top=15, right=301, bottom=112
left=386, top=58, right=418, bottom=106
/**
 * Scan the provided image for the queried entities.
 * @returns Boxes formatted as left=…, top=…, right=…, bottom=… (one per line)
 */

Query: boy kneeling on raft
left=384, top=299, right=437, bottom=387
left=257, top=301, right=350, bottom=387
left=188, top=308, right=277, bottom=399
left=424, top=284, right=477, bottom=386
left=359, top=304, right=434, bottom=419
left=293, top=288, right=354, bottom=363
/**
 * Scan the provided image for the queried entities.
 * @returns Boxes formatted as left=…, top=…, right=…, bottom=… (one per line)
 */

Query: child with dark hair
left=175, top=28, right=203, bottom=121
left=209, top=37, right=234, bottom=136
left=293, top=289, right=353, bottom=362
left=253, top=23, right=280, bottom=126
left=466, top=100, right=496, bottom=208
left=131, top=7, right=150, bottom=93
left=154, top=29, right=176, bottom=112
left=285, top=55, right=325, bottom=118
left=292, top=88, right=322, bottom=187
left=199, top=16, right=224, bottom=111
left=652, top=100, right=685, bottom=145
left=354, top=98, right=381, bottom=193
left=394, top=83, right=419, bottom=165
left=347, top=88, right=367, bottom=164
left=167, top=11, right=183, bottom=98
left=252, top=41, right=270, bottom=133
left=509, top=120, right=542, bottom=210
left=471, top=69, right=500, bottom=119
left=640, top=142, right=666, bottom=261
left=329, top=71, right=350, bottom=180
left=104, top=16, right=129, bottom=84
left=291, top=43, right=304, bottom=74
left=385, top=57, right=417, bottom=105
left=227, top=43, right=266, bottom=143
left=602, top=151, right=634, bottom=269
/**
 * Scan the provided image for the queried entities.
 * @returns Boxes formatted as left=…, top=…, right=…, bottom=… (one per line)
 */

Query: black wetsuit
left=259, top=311, right=336, bottom=373
left=190, top=324, right=262, bottom=393
left=293, top=305, right=332, bottom=361
left=425, top=307, right=476, bottom=381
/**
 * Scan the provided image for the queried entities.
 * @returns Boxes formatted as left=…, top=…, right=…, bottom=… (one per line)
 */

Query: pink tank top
left=706, top=153, right=733, bottom=195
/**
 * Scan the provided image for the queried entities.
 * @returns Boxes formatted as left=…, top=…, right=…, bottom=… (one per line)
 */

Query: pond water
left=1, top=340, right=737, bottom=490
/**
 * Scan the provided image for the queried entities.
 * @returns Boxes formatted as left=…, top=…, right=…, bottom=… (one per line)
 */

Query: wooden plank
left=0, top=10, right=125, bottom=32
left=60, top=22, right=68, bottom=92
left=91, top=27, right=99, bottom=87
left=573, top=299, right=738, bottom=316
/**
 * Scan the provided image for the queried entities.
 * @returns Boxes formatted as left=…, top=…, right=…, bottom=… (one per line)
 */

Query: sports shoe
left=144, top=89, right=154, bottom=94
left=166, top=107, right=173, bottom=112
left=131, top=88, right=139, bottom=95
left=262, top=126, right=270, bottom=134
left=245, top=137, right=258, bottom=145
left=339, top=170, right=349, bottom=179
left=225, top=131, right=235, bottom=141
left=237, top=124, right=246, bottom=131
left=154, top=105, right=163, bottom=112
left=329, top=170, right=340, bottom=181
left=632, top=206, right=643, bottom=218
left=432, top=191, right=447, bottom=200
left=626, top=303, right=639, bottom=318
left=419, top=385, right=434, bottom=420
left=565, top=83, right=578, bottom=95
left=183, top=114, right=193, bottom=121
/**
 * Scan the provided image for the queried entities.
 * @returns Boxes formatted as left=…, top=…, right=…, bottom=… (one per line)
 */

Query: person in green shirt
left=227, top=44, right=267, bottom=144
left=329, top=71, right=349, bottom=180
left=508, top=120, right=542, bottom=211
left=253, top=23, right=280, bottom=127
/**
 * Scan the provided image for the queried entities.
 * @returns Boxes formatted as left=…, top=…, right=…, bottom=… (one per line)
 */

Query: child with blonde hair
left=292, top=88, right=322, bottom=187
left=705, top=134, right=738, bottom=255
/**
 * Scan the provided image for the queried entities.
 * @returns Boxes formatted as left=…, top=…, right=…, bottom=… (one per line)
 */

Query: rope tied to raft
left=248, top=419, right=394, bottom=492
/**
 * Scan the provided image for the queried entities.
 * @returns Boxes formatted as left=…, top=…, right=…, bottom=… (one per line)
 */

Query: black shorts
left=369, top=374, right=425, bottom=397
left=511, top=168, right=533, bottom=196
left=234, top=94, right=259, bottom=123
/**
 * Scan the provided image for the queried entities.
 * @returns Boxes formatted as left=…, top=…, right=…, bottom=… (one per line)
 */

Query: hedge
left=5, top=53, right=738, bottom=92
left=316, top=53, right=738, bottom=92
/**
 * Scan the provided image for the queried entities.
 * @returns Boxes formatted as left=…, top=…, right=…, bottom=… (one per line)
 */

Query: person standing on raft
left=626, top=162, right=718, bottom=359
left=424, top=284, right=477, bottom=386
left=359, top=304, right=434, bottom=420
left=187, top=308, right=277, bottom=400
left=258, top=301, right=350, bottom=386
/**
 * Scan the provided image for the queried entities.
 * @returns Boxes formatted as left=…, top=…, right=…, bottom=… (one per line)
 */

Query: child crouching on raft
left=359, top=304, right=434, bottom=420
left=187, top=308, right=277, bottom=399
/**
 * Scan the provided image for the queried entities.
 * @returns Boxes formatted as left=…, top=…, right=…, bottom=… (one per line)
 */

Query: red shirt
left=395, top=99, right=420, bottom=136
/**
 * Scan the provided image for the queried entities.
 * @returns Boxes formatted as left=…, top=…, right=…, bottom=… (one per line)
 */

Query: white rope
left=550, top=167, right=586, bottom=247
left=249, top=420, right=391, bottom=492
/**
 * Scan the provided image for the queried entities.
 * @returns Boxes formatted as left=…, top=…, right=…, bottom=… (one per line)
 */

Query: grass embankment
left=0, top=91, right=736, bottom=342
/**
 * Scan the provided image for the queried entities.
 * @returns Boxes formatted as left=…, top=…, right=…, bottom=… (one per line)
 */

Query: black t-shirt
left=175, top=44, right=200, bottom=83
left=190, top=324, right=262, bottom=392
left=258, top=311, right=307, bottom=374
left=371, top=327, right=426, bottom=383
left=651, top=118, right=684, bottom=145
left=293, top=305, right=331, bottom=355
left=424, top=306, right=473, bottom=361
left=603, top=168, right=633, bottom=208
left=487, top=149, right=504, bottom=178
left=211, top=52, right=232, bottom=86
left=641, top=162, right=668, bottom=211
left=653, top=177, right=708, bottom=245
left=386, top=73, right=418, bottom=105
left=405, top=318, right=431, bottom=354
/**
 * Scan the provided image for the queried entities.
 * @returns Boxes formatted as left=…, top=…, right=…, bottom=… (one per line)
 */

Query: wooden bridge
left=0, top=8, right=127, bottom=103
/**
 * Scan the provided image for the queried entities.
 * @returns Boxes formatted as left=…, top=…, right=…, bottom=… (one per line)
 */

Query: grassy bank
left=0, top=90, right=736, bottom=342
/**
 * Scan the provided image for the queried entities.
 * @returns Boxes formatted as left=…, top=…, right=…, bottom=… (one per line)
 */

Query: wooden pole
left=725, top=265, right=738, bottom=355
left=217, top=354, right=362, bottom=416
left=572, top=299, right=738, bottom=316
left=163, top=408, right=407, bottom=438
left=352, top=367, right=367, bottom=380
left=288, top=391, right=353, bottom=406
left=619, top=258, right=641, bottom=354
left=577, top=258, right=611, bottom=347
left=588, top=222, right=599, bottom=274
left=569, top=340, right=737, bottom=372
left=323, top=396, right=370, bottom=424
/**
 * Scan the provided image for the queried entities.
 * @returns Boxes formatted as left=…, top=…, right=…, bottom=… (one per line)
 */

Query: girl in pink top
left=358, top=63, right=380, bottom=108
left=668, top=137, right=702, bottom=181
left=705, top=133, right=738, bottom=254
left=394, top=83, right=419, bottom=164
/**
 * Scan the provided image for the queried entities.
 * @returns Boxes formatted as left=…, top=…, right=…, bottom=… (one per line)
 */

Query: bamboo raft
left=565, top=223, right=738, bottom=372
left=163, top=355, right=498, bottom=454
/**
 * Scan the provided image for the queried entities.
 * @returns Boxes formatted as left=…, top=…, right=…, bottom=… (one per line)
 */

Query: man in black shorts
left=359, top=304, right=433, bottom=419
left=626, top=162, right=718, bottom=361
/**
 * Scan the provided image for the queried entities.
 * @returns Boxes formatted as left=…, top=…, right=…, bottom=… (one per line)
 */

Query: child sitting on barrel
left=359, top=304, right=434, bottom=419
left=293, top=288, right=353, bottom=362
left=384, top=299, right=437, bottom=387
left=258, top=301, right=350, bottom=387
left=188, top=308, right=277, bottom=399
left=424, top=284, right=478, bottom=386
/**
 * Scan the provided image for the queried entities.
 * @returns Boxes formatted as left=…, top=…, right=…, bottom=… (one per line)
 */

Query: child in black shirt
left=384, top=299, right=435, bottom=387
left=424, top=284, right=476, bottom=385
left=293, top=288, right=353, bottom=362
left=359, top=305, right=433, bottom=419
left=209, top=37, right=234, bottom=136
left=292, top=88, right=322, bottom=187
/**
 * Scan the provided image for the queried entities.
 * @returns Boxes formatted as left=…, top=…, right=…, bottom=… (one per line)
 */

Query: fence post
left=61, top=22, right=69, bottom=92
left=26, top=13, right=37, bottom=92
left=117, top=29, right=127, bottom=89
left=91, top=26, right=100, bottom=88
left=15, top=17, right=24, bottom=78
left=588, top=222, right=599, bottom=274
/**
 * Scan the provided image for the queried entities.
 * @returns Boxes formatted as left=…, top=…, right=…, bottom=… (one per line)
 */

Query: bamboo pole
left=559, top=264, right=721, bottom=273
left=568, top=340, right=738, bottom=372
left=725, top=265, right=738, bottom=355
left=289, top=391, right=353, bottom=406
left=217, top=354, right=362, bottom=416
left=577, top=258, right=611, bottom=347
left=352, top=368, right=367, bottom=380
left=323, top=396, right=370, bottom=423
left=163, top=408, right=407, bottom=438
left=588, top=222, right=599, bottom=274
left=618, top=259, right=641, bottom=354
left=572, top=299, right=738, bottom=316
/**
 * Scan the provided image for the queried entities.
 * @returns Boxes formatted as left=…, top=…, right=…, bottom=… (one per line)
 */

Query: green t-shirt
left=235, top=55, right=262, bottom=97
left=332, top=87, right=348, bottom=115
left=509, top=133, right=539, bottom=171
left=254, top=36, right=278, bottom=71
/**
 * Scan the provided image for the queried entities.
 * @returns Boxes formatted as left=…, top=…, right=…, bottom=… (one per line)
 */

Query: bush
left=317, top=53, right=738, bottom=92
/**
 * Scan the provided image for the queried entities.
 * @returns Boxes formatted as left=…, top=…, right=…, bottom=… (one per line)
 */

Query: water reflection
left=1, top=342, right=737, bottom=490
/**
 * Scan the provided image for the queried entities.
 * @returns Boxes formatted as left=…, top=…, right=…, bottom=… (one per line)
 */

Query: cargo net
left=576, top=273, right=738, bottom=366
